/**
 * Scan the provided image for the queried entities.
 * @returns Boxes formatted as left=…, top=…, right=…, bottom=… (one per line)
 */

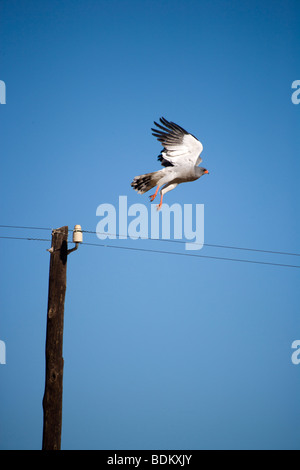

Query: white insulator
left=73, top=225, right=83, bottom=243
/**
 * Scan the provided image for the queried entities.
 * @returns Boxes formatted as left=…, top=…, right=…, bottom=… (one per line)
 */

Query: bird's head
left=198, top=167, right=209, bottom=176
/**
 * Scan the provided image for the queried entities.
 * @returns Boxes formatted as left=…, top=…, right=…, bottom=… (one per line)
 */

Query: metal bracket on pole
left=46, top=225, right=83, bottom=255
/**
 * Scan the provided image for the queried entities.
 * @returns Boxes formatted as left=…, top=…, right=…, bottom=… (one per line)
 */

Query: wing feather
left=151, top=117, right=203, bottom=167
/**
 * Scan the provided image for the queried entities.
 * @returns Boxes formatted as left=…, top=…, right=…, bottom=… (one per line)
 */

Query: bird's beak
left=204, top=170, right=209, bottom=174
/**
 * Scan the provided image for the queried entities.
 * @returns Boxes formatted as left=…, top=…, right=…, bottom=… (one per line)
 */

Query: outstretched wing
left=151, top=117, right=203, bottom=167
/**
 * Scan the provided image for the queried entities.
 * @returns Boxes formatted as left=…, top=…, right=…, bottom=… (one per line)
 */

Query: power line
left=0, top=224, right=52, bottom=232
left=83, top=230, right=300, bottom=257
left=0, top=235, right=51, bottom=242
left=0, top=224, right=299, bottom=257
left=82, top=241, right=300, bottom=269
left=0, top=235, right=299, bottom=269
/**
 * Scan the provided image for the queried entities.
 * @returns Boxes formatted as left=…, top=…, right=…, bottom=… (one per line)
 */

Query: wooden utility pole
left=42, top=226, right=68, bottom=450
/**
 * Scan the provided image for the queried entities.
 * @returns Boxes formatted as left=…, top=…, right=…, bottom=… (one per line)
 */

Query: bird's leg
left=156, top=193, right=163, bottom=211
left=149, top=186, right=159, bottom=202
left=155, top=183, right=178, bottom=211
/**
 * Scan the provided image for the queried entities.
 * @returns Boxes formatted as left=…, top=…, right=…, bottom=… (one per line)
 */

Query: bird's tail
left=131, top=171, right=161, bottom=194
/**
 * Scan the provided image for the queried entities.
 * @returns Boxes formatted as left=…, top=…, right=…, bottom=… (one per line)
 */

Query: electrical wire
left=0, top=224, right=299, bottom=257
left=82, top=241, right=300, bottom=268
left=0, top=235, right=51, bottom=242
left=0, top=235, right=299, bottom=269
left=0, top=224, right=52, bottom=232
left=82, top=229, right=300, bottom=257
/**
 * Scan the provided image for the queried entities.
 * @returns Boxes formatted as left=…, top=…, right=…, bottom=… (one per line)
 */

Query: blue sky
left=0, top=0, right=299, bottom=450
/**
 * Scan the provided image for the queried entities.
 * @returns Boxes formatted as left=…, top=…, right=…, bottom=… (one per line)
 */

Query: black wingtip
left=151, top=117, right=189, bottom=145
left=160, top=116, right=168, bottom=125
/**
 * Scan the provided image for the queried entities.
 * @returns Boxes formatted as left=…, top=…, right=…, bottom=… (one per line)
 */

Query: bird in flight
left=131, top=117, right=209, bottom=210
